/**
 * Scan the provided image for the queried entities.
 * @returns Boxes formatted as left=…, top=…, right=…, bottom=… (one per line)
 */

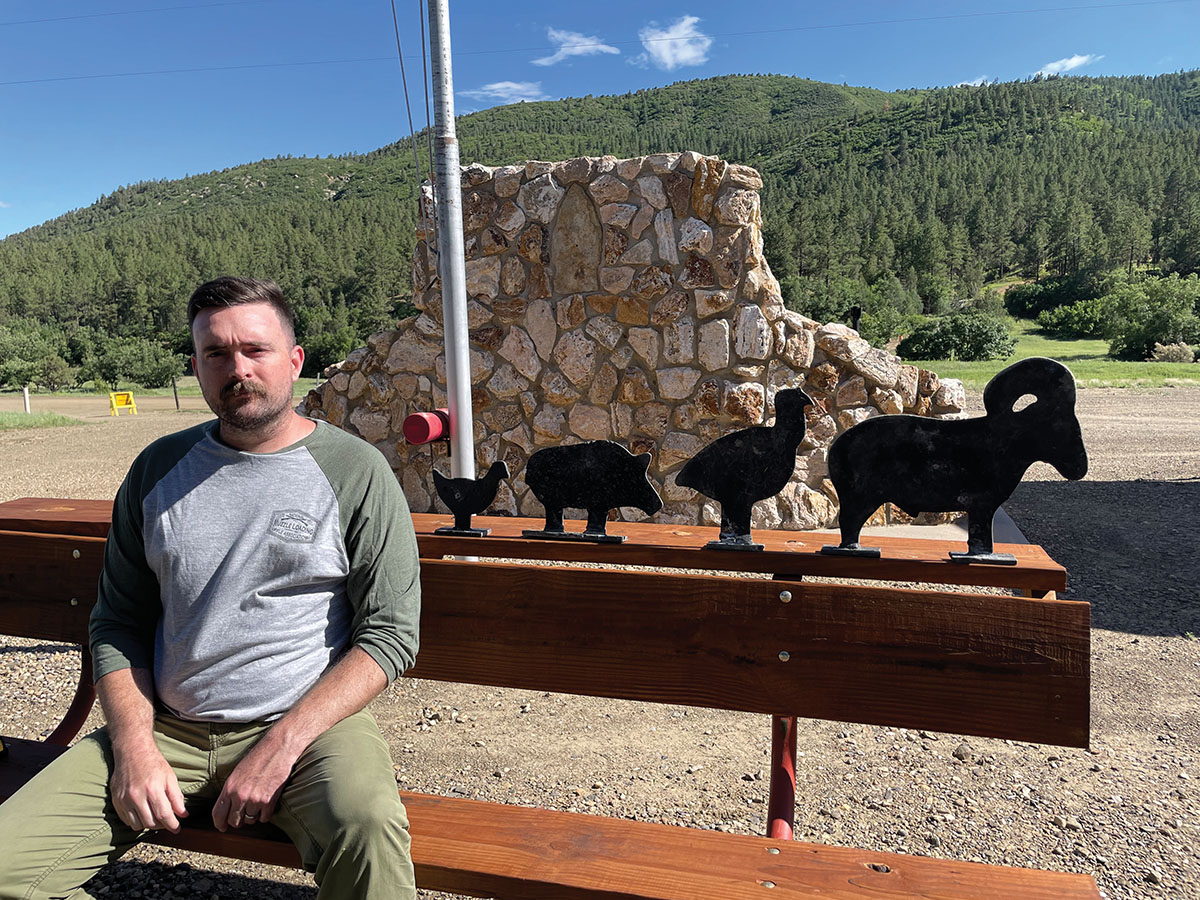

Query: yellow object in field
left=109, top=392, right=137, bottom=416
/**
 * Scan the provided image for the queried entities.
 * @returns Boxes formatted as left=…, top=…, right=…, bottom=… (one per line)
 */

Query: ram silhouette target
left=821, top=357, right=1088, bottom=564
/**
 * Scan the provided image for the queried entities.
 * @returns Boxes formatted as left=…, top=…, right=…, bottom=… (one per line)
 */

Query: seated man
left=0, top=276, right=421, bottom=900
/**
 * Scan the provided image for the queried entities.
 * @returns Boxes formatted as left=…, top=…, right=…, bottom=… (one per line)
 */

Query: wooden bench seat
left=0, top=498, right=1100, bottom=899
left=0, top=737, right=1100, bottom=899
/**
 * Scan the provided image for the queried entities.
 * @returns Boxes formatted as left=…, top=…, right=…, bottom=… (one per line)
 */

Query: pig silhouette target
left=523, top=441, right=663, bottom=543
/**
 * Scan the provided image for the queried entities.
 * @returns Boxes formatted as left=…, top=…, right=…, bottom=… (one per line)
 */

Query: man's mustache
left=222, top=380, right=267, bottom=398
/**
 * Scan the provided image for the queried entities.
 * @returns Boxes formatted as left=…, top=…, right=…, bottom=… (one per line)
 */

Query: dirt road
left=1, top=387, right=1198, bottom=899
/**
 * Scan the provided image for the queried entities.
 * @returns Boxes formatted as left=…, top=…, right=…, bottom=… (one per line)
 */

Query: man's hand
left=211, top=733, right=296, bottom=831
left=97, top=666, right=188, bottom=833
left=211, top=646, right=389, bottom=831
left=109, top=743, right=188, bottom=833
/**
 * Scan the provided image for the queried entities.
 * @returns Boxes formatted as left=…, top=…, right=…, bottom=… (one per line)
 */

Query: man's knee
left=279, top=763, right=410, bottom=867
left=0, top=732, right=126, bottom=899
left=326, top=787, right=410, bottom=842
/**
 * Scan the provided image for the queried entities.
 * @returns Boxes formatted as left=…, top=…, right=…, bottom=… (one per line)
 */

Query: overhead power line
left=390, top=0, right=425, bottom=184
left=0, top=57, right=394, bottom=87
left=0, top=0, right=275, bottom=28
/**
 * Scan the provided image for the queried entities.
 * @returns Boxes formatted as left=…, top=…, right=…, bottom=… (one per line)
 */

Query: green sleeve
left=310, top=427, right=421, bottom=683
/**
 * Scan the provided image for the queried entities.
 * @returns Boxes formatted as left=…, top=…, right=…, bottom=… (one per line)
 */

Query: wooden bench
left=0, top=497, right=1100, bottom=899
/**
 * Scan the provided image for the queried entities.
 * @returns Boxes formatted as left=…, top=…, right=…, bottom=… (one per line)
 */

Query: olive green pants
left=0, top=709, right=414, bottom=900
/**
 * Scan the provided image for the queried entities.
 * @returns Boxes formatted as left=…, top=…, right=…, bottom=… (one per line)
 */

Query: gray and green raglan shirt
left=90, top=419, right=420, bottom=723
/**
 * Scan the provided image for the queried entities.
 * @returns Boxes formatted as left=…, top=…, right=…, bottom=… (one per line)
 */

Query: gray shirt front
left=91, top=420, right=421, bottom=722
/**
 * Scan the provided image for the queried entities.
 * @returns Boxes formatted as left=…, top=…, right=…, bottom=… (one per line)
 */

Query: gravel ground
left=1, top=387, right=1197, bottom=900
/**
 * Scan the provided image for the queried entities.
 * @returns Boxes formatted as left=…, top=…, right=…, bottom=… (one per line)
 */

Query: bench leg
left=767, top=715, right=797, bottom=840
left=46, top=647, right=95, bottom=747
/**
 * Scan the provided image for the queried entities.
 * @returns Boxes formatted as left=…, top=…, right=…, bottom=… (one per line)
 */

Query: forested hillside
left=761, top=73, right=1200, bottom=316
left=1, top=71, right=1198, bottom=383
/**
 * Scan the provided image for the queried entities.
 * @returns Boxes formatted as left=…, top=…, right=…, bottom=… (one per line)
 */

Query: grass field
left=4, top=323, right=1199, bottom=404
left=123, top=376, right=319, bottom=398
left=906, top=320, right=1200, bottom=391
left=0, top=411, right=84, bottom=431
left=1, top=376, right=318, bottom=402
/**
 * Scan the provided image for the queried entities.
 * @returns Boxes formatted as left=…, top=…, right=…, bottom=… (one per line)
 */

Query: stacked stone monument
left=298, top=153, right=965, bottom=530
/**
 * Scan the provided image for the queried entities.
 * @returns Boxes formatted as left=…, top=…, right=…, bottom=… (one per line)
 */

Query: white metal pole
left=429, top=0, right=475, bottom=480
left=22, top=385, right=31, bottom=413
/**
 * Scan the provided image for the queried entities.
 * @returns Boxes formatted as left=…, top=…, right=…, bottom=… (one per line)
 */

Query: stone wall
left=298, top=153, right=965, bottom=530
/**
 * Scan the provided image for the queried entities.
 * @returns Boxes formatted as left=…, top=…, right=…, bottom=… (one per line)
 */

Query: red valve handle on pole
left=402, top=409, right=451, bottom=445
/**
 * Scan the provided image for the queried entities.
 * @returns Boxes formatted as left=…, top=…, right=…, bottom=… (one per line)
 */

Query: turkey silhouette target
left=676, top=388, right=815, bottom=550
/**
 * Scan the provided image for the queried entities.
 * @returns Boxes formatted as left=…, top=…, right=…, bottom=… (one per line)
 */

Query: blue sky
left=2, top=0, right=1198, bottom=238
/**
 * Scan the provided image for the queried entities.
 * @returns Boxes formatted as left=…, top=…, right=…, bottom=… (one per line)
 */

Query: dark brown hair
left=187, top=276, right=296, bottom=344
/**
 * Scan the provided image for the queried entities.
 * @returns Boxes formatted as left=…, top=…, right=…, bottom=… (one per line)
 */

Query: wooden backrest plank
left=409, top=559, right=1089, bottom=747
left=0, top=499, right=1067, bottom=592
left=0, top=532, right=1088, bottom=746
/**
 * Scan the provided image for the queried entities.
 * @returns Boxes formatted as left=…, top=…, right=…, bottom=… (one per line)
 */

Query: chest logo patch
left=268, top=510, right=318, bottom=543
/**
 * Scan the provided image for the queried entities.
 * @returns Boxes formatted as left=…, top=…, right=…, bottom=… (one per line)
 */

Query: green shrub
left=1035, top=296, right=1112, bottom=338
left=1149, top=342, right=1196, bottom=363
left=897, top=313, right=1017, bottom=361
left=1102, top=274, right=1200, bottom=360
left=916, top=273, right=956, bottom=316
left=858, top=308, right=923, bottom=348
left=0, top=323, right=68, bottom=389
left=37, top=355, right=73, bottom=392
left=1005, top=271, right=1110, bottom=318
left=782, top=274, right=923, bottom=345
left=974, top=287, right=1006, bottom=315
left=303, top=326, right=360, bottom=378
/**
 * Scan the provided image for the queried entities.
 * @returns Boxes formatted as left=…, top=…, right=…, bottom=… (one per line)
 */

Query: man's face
left=191, top=303, right=303, bottom=435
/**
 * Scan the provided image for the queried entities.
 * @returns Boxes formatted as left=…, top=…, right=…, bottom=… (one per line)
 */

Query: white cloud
left=532, top=28, right=619, bottom=66
left=637, top=15, right=712, bottom=71
left=957, top=76, right=989, bottom=87
left=459, top=81, right=549, bottom=105
left=0, top=201, right=11, bottom=208
left=1036, top=54, right=1103, bottom=76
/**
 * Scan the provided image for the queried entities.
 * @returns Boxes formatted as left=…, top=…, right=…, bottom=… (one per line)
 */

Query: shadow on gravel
left=86, top=859, right=315, bottom=898
left=0, top=643, right=73, bottom=655
left=1007, top=477, right=1199, bottom=636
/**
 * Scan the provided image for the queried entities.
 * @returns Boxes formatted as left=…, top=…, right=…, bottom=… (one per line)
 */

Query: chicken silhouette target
left=432, top=461, right=510, bottom=536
